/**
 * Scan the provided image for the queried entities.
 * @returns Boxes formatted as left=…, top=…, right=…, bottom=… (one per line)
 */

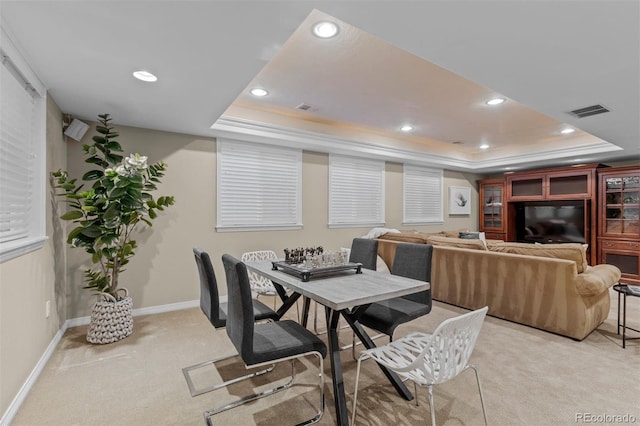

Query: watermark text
left=576, top=413, right=637, bottom=423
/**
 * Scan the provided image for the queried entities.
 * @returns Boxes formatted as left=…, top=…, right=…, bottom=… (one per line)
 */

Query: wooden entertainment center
left=479, top=164, right=640, bottom=284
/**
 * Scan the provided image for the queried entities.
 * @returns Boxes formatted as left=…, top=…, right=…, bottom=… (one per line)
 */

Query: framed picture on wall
left=449, top=186, right=471, bottom=215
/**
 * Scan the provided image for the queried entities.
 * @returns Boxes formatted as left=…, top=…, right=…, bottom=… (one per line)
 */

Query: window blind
left=0, top=53, right=42, bottom=254
left=217, top=139, right=302, bottom=231
left=329, top=154, right=385, bottom=227
left=403, top=164, right=443, bottom=224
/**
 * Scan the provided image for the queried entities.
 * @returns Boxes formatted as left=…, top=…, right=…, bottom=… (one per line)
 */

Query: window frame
left=216, top=138, right=302, bottom=232
left=328, top=154, right=385, bottom=228
left=402, top=164, right=444, bottom=225
left=0, top=27, right=47, bottom=263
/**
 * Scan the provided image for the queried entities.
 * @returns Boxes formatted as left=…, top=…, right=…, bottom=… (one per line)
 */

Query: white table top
left=245, top=260, right=430, bottom=311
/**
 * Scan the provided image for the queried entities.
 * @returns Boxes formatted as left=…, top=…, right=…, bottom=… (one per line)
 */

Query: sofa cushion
left=379, top=232, right=430, bottom=244
left=488, top=242, right=588, bottom=273
left=425, top=235, right=487, bottom=251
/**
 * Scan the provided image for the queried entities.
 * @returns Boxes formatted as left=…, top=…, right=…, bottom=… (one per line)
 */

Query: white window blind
left=0, top=40, right=46, bottom=262
left=329, top=154, right=385, bottom=228
left=216, top=139, right=302, bottom=231
left=403, top=164, right=443, bottom=224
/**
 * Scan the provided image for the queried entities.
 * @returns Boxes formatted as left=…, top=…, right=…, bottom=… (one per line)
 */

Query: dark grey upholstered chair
left=203, top=254, right=327, bottom=426
left=349, top=238, right=379, bottom=270
left=182, top=248, right=279, bottom=397
left=357, top=243, right=433, bottom=340
left=315, top=238, right=379, bottom=335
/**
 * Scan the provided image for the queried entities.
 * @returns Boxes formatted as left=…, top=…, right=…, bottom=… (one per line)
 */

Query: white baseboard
left=0, top=324, right=67, bottom=426
left=64, top=299, right=200, bottom=328
left=0, top=299, right=199, bottom=425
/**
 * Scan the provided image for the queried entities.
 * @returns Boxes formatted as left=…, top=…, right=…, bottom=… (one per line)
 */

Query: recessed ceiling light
left=400, top=125, right=413, bottom=132
left=313, top=21, right=339, bottom=38
left=479, top=144, right=490, bottom=150
left=133, top=70, right=157, bottom=82
left=561, top=128, right=576, bottom=134
left=486, top=98, right=505, bottom=106
left=250, top=88, right=268, bottom=97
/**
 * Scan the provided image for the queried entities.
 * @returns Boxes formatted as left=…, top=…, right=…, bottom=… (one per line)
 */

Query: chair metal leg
left=428, top=385, right=436, bottom=426
left=203, top=352, right=325, bottom=426
left=347, top=331, right=387, bottom=361
left=414, top=382, right=419, bottom=406
left=313, top=301, right=327, bottom=335
left=468, top=365, right=488, bottom=426
left=351, top=354, right=366, bottom=426
left=314, top=302, right=351, bottom=337
left=182, top=353, right=275, bottom=397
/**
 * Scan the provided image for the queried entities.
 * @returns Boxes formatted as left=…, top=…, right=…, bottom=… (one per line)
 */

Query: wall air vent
left=296, top=103, right=312, bottom=111
left=567, top=104, right=610, bottom=118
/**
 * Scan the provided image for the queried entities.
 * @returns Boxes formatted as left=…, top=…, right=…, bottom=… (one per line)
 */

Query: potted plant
left=51, top=114, right=175, bottom=344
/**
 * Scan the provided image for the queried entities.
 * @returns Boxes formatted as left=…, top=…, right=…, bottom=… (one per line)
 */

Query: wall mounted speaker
left=63, top=118, right=89, bottom=141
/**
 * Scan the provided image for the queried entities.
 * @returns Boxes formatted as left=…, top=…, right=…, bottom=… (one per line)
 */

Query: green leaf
left=82, top=170, right=104, bottom=181
left=105, top=153, right=123, bottom=165
left=81, top=226, right=102, bottom=238
left=105, top=141, right=122, bottom=151
left=92, top=136, right=108, bottom=144
left=103, top=203, right=119, bottom=220
left=109, top=187, right=128, bottom=198
left=148, top=208, right=157, bottom=219
left=67, top=226, right=84, bottom=240
left=60, top=210, right=84, bottom=220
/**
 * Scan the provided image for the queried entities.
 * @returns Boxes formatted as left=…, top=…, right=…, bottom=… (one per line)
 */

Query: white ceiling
left=1, top=1, right=638, bottom=173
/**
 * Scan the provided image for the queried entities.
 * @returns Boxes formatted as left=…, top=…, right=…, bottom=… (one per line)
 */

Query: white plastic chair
left=241, top=250, right=300, bottom=321
left=241, top=250, right=279, bottom=309
left=352, top=306, right=489, bottom=426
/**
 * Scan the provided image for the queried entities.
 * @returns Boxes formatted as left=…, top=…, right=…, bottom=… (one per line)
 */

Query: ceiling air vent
left=567, top=104, right=610, bottom=118
left=296, top=103, right=312, bottom=111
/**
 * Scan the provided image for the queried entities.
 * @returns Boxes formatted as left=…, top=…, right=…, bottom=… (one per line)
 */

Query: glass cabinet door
left=604, top=176, right=640, bottom=235
left=482, top=185, right=503, bottom=229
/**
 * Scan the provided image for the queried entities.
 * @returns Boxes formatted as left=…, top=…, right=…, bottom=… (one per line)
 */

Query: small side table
left=613, top=284, right=640, bottom=348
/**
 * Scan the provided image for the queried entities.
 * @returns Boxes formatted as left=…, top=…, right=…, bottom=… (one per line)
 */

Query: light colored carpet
left=12, top=288, right=640, bottom=425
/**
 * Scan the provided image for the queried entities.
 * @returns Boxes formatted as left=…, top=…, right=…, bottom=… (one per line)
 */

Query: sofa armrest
left=576, top=264, right=621, bottom=297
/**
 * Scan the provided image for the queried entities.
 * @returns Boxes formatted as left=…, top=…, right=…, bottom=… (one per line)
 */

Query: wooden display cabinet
left=478, top=178, right=506, bottom=240
left=598, top=166, right=640, bottom=285
left=506, top=164, right=599, bottom=201
left=502, top=164, right=601, bottom=264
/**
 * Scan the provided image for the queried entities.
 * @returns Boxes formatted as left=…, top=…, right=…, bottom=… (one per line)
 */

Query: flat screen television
left=515, top=200, right=586, bottom=244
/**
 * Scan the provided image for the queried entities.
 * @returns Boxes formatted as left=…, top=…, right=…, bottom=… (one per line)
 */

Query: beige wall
left=62, top=121, right=481, bottom=318
left=0, top=97, right=66, bottom=417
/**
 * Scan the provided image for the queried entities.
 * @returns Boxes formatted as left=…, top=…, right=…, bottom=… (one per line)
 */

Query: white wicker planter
left=86, top=288, right=133, bottom=344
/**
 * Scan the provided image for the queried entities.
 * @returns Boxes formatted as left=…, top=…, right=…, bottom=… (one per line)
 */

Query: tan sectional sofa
left=376, top=232, right=621, bottom=340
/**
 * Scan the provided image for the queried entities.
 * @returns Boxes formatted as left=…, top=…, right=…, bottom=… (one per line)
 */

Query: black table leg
left=301, top=297, right=311, bottom=328
left=623, top=292, right=627, bottom=349
left=341, top=313, right=413, bottom=402
left=617, top=290, right=622, bottom=335
left=272, top=283, right=301, bottom=319
left=325, top=307, right=349, bottom=426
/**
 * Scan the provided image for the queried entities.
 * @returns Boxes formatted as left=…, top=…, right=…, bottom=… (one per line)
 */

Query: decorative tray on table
left=271, top=261, right=362, bottom=282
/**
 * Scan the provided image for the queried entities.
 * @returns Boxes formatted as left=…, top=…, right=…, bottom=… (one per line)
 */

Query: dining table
left=244, top=259, right=430, bottom=426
